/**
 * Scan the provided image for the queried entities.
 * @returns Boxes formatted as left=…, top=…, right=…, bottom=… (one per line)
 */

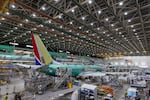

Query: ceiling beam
left=136, top=0, right=148, bottom=51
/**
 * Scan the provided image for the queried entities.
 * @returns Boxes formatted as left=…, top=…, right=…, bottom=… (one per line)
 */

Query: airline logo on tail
left=32, top=34, right=53, bottom=65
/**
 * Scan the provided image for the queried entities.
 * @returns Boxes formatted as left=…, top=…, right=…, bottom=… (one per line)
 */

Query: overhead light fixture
left=5, top=12, right=10, bottom=15
left=134, top=33, right=137, bottom=35
left=88, top=0, right=92, bottom=4
left=41, top=6, right=46, bottom=11
left=107, top=34, right=110, bottom=37
left=45, top=31, right=47, bottom=34
left=131, top=25, right=134, bottom=28
left=3, top=35, right=7, bottom=37
left=97, top=27, right=100, bottom=30
left=119, top=1, right=123, bottom=6
left=86, top=30, right=89, bottom=33
left=71, top=9, right=75, bottom=13
left=10, top=4, right=16, bottom=9
left=19, top=23, right=23, bottom=26
left=92, top=34, right=95, bottom=36
left=136, top=51, right=140, bottom=53
left=60, top=25, right=63, bottom=28
left=9, top=42, right=18, bottom=46
left=32, top=28, right=37, bottom=30
left=128, top=19, right=131, bottom=22
left=66, top=51, right=70, bottom=54
left=27, top=31, right=31, bottom=33
left=90, top=23, right=94, bottom=26
left=25, top=19, right=29, bottom=22
left=105, top=18, right=109, bottom=21
left=32, top=13, right=36, bottom=17
left=133, top=29, right=136, bottom=32
left=115, top=28, right=118, bottom=31
left=130, top=51, right=133, bottom=54
left=103, top=31, right=106, bottom=34
left=111, top=24, right=114, bottom=27
left=54, top=0, right=59, bottom=2
left=98, top=10, right=101, bottom=14
left=14, top=27, right=18, bottom=29
left=58, top=15, right=62, bottom=19
left=1, top=18, right=5, bottom=20
left=10, top=30, right=13, bottom=32
left=119, top=32, right=122, bottom=34
left=81, top=16, right=85, bottom=20
left=48, top=20, right=51, bottom=23
left=52, top=29, right=55, bottom=31
left=26, top=45, right=33, bottom=48
left=59, top=50, right=63, bottom=52
left=69, top=21, right=73, bottom=24
left=39, top=24, right=44, bottom=27
left=79, top=26, right=82, bottom=29
left=124, top=12, right=128, bottom=15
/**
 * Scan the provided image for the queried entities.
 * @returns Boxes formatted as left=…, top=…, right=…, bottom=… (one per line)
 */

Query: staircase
left=53, top=69, right=72, bottom=89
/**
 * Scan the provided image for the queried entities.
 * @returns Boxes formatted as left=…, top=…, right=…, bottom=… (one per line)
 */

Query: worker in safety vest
left=3, top=93, right=8, bottom=100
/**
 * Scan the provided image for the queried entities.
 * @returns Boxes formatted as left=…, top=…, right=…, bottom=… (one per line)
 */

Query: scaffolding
left=24, top=75, right=54, bottom=94
left=53, top=68, right=72, bottom=90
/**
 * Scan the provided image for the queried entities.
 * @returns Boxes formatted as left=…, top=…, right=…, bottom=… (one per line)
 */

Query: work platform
left=0, top=77, right=79, bottom=100
left=35, top=85, right=80, bottom=100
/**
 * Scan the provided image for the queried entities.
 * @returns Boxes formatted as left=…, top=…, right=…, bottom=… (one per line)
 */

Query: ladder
left=53, top=69, right=72, bottom=89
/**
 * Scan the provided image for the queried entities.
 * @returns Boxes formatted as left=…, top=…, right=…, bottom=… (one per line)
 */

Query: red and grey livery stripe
left=32, top=34, right=41, bottom=65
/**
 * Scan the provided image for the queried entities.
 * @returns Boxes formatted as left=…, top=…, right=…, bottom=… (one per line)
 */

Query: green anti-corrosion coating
left=40, top=64, right=102, bottom=77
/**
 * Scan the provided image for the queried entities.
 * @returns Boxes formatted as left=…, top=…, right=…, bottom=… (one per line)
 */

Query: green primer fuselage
left=41, top=64, right=102, bottom=77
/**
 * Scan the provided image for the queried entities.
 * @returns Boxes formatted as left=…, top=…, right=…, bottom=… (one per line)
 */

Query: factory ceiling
left=0, top=0, right=150, bottom=57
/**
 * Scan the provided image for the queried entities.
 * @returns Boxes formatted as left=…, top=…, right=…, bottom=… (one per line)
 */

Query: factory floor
left=0, top=78, right=24, bottom=100
left=0, top=77, right=150, bottom=100
left=113, top=85, right=129, bottom=100
left=0, top=78, right=78, bottom=100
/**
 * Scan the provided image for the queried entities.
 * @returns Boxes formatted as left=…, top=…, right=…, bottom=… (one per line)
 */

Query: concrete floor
left=0, top=78, right=24, bottom=100
left=113, top=85, right=129, bottom=100
left=0, top=78, right=79, bottom=100
left=0, top=78, right=149, bottom=100
left=35, top=86, right=79, bottom=100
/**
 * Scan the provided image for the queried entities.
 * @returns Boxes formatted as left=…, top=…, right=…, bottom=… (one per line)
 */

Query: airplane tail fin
left=32, top=34, right=53, bottom=65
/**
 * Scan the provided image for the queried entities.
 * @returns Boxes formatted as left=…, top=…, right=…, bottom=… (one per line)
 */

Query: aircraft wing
left=15, top=63, right=42, bottom=69
left=79, top=72, right=106, bottom=78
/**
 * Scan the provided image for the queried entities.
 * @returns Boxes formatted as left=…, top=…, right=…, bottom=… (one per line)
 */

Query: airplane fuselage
left=40, top=64, right=102, bottom=77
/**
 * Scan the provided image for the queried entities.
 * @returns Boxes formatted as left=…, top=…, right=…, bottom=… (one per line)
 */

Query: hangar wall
left=105, top=56, right=150, bottom=68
